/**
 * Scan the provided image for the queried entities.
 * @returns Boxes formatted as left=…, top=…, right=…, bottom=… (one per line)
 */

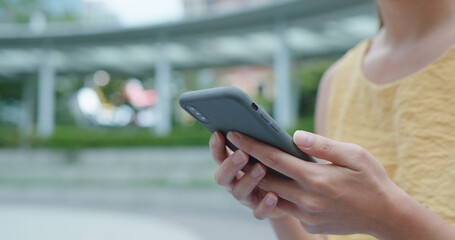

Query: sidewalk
left=0, top=187, right=277, bottom=240
left=0, top=147, right=277, bottom=240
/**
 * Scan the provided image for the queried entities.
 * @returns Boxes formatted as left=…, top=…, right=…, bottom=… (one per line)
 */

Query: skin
left=210, top=0, right=455, bottom=239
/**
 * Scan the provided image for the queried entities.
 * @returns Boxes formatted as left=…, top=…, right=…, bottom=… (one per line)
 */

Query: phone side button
left=270, top=122, right=280, bottom=132
left=260, top=113, right=271, bottom=123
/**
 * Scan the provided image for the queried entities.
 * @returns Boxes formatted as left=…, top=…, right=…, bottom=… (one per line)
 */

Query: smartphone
left=179, top=86, right=317, bottom=177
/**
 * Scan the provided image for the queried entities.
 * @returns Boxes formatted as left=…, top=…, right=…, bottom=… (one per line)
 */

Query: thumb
left=293, top=131, right=363, bottom=170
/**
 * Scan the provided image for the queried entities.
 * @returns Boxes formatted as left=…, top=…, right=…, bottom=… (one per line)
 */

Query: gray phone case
left=179, top=86, right=317, bottom=176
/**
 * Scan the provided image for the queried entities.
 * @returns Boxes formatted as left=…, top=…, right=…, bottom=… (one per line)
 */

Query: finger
left=227, top=131, right=317, bottom=181
left=226, top=146, right=233, bottom=155
left=214, top=150, right=248, bottom=187
left=293, top=131, right=364, bottom=170
left=210, top=131, right=229, bottom=164
left=232, top=163, right=266, bottom=202
left=260, top=175, right=328, bottom=214
left=258, top=174, right=303, bottom=204
left=227, top=171, right=245, bottom=193
left=275, top=197, right=301, bottom=220
left=253, top=192, right=278, bottom=220
left=276, top=198, right=325, bottom=226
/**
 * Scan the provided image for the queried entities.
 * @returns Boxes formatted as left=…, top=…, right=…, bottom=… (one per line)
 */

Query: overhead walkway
left=0, top=0, right=377, bottom=137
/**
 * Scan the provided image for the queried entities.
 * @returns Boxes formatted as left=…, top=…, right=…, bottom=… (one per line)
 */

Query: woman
left=209, top=0, right=455, bottom=239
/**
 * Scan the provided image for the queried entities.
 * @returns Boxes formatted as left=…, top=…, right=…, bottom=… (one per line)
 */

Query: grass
left=0, top=116, right=314, bottom=148
left=0, top=124, right=212, bottom=148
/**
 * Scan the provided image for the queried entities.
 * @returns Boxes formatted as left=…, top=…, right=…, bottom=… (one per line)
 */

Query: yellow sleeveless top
left=327, top=40, right=455, bottom=240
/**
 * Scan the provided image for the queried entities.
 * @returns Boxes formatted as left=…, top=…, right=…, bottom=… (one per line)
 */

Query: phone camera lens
left=187, top=105, right=196, bottom=112
left=186, top=105, right=209, bottom=122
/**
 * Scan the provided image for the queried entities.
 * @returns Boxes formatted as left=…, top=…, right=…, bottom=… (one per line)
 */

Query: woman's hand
left=226, top=130, right=402, bottom=238
left=209, top=131, right=287, bottom=220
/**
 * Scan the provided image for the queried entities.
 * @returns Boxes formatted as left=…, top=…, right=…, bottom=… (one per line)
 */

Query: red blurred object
left=123, top=79, right=159, bottom=108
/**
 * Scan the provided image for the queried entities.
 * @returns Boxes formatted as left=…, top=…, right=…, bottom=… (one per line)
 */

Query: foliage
left=0, top=82, right=22, bottom=99
left=0, top=124, right=212, bottom=148
left=0, top=0, right=78, bottom=23
left=0, top=117, right=315, bottom=149
left=295, top=59, right=335, bottom=118
left=0, top=0, right=38, bottom=23
left=286, top=116, right=315, bottom=135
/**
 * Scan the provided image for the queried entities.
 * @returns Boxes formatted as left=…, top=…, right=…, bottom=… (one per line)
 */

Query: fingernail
left=266, top=194, right=277, bottom=207
left=232, top=150, right=246, bottom=165
left=209, top=132, right=219, bottom=146
left=250, top=164, right=264, bottom=178
left=227, top=132, right=240, bottom=146
left=294, top=131, right=313, bottom=149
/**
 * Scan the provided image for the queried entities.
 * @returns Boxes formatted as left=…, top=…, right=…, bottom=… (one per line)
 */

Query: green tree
left=0, top=0, right=39, bottom=23
left=0, top=0, right=78, bottom=23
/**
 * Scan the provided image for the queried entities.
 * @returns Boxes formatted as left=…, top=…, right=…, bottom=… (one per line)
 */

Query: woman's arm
left=269, top=215, right=326, bottom=240
left=376, top=186, right=455, bottom=240
left=226, top=129, right=455, bottom=240
left=269, top=214, right=325, bottom=240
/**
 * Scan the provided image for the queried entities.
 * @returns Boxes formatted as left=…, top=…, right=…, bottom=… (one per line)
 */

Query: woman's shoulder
left=314, top=59, right=340, bottom=136
left=314, top=38, right=372, bottom=136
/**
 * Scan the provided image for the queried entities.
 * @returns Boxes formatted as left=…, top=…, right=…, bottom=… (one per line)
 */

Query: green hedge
left=0, top=117, right=314, bottom=149
left=0, top=125, right=208, bottom=148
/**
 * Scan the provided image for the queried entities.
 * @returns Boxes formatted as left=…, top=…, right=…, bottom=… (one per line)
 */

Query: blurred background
left=0, top=0, right=378, bottom=239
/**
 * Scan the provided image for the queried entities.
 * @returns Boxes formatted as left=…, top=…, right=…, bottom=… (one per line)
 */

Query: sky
left=83, top=0, right=185, bottom=26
